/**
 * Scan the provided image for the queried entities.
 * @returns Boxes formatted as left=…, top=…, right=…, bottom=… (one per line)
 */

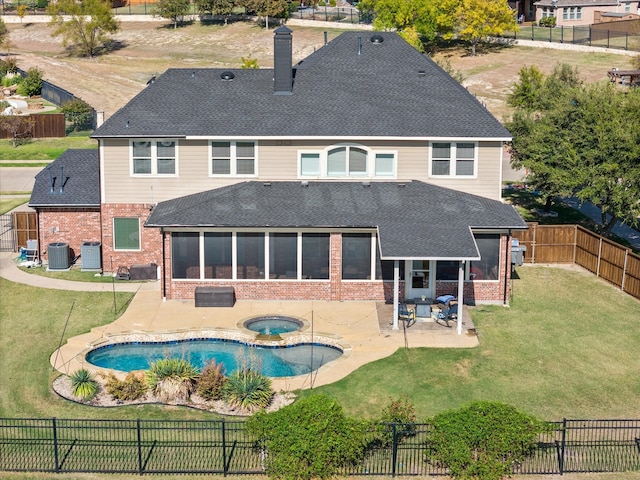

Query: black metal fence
left=2, top=417, right=639, bottom=475
left=502, top=24, right=640, bottom=51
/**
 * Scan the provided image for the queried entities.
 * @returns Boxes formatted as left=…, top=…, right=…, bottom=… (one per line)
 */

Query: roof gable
left=92, top=31, right=510, bottom=140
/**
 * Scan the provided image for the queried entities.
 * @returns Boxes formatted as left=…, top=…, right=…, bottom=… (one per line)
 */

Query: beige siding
left=102, top=138, right=503, bottom=203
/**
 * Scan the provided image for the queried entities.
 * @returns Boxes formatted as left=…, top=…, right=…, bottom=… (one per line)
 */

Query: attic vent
left=146, top=75, right=156, bottom=85
left=370, top=34, right=384, bottom=44
left=418, top=70, right=426, bottom=77
left=301, top=180, right=309, bottom=187
left=263, top=182, right=272, bottom=187
left=362, top=181, right=370, bottom=187
left=221, top=71, right=235, bottom=81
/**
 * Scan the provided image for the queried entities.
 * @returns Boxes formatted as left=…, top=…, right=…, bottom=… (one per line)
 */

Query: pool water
left=85, top=339, right=342, bottom=378
left=244, top=316, right=303, bottom=335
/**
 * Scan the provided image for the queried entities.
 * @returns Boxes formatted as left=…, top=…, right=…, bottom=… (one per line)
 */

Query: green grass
left=0, top=197, right=29, bottom=214
left=0, top=277, right=214, bottom=421
left=16, top=264, right=131, bottom=283
left=1, top=266, right=639, bottom=423
left=0, top=137, right=98, bottom=160
left=0, top=162, right=50, bottom=167
left=306, top=266, right=640, bottom=421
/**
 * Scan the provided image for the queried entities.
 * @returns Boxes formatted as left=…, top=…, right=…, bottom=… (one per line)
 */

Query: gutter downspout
left=161, top=228, right=166, bottom=301
left=392, top=260, right=399, bottom=330
left=503, top=230, right=511, bottom=305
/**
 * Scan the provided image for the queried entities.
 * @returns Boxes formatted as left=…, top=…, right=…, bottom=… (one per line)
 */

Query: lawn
left=0, top=198, right=29, bottom=214
left=1, top=265, right=639, bottom=423
left=0, top=137, right=97, bottom=160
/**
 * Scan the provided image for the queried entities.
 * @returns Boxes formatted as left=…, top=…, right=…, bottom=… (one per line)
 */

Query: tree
left=61, top=98, right=94, bottom=132
left=507, top=65, right=544, bottom=111
left=16, top=67, right=43, bottom=97
left=507, top=80, right=640, bottom=236
left=0, top=115, right=35, bottom=147
left=239, top=0, right=288, bottom=28
left=153, top=0, right=191, bottom=28
left=16, top=5, right=29, bottom=22
left=48, top=0, right=120, bottom=58
left=241, top=54, right=259, bottom=68
left=0, top=17, right=8, bottom=49
left=425, top=401, right=550, bottom=480
left=195, top=0, right=234, bottom=22
left=358, top=0, right=442, bottom=48
left=246, top=395, right=367, bottom=480
left=452, top=0, right=518, bottom=55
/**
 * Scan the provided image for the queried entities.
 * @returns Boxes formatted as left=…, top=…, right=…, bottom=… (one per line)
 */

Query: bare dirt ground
left=5, top=20, right=637, bottom=121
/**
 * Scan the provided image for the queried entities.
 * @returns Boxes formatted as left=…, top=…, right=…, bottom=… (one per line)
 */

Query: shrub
left=222, top=366, right=272, bottom=412
left=539, top=16, right=556, bottom=27
left=247, top=394, right=367, bottom=480
left=146, top=358, right=200, bottom=403
left=61, top=98, right=94, bottom=132
left=196, top=359, right=227, bottom=401
left=0, top=57, right=18, bottom=75
left=16, top=67, right=43, bottom=97
left=425, top=401, right=551, bottom=480
left=70, top=369, right=99, bottom=400
left=373, top=395, right=417, bottom=448
left=105, top=371, right=148, bottom=401
left=632, top=54, right=640, bottom=70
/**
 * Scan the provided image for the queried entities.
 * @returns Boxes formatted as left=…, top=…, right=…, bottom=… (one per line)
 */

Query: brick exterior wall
left=101, top=203, right=163, bottom=274
left=37, top=208, right=101, bottom=264
left=97, top=208, right=513, bottom=303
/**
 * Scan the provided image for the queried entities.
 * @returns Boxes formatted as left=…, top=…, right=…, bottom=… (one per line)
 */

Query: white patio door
left=406, top=260, right=432, bottom=300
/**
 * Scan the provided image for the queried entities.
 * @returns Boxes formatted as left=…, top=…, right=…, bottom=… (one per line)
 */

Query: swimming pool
left=85, top=338, right=343, bottom=378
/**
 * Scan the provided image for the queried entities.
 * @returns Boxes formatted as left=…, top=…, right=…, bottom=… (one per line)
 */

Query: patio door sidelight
left=406, top=260, right=432, bottom=301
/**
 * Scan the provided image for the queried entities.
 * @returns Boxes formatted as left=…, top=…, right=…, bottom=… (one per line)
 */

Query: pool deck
left=51, top=282, right=478, bottom=391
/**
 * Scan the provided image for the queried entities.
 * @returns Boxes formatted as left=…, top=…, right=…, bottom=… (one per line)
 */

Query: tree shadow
left=424, top=37, right=516, bottom=57
left=155, top=18, right=196, bottom=29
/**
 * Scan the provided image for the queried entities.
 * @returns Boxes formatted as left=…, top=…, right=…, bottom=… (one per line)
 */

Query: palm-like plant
left=146, top=358, right=200, bottom=403
left=223, top=367, right=273, bottom=413
left=70, top=368, right=99, bottom=400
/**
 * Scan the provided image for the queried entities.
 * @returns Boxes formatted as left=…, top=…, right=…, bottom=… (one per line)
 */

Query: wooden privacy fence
left=0, top=114, right=66, bottom=139
left=513, top=223, right=640, bottom=301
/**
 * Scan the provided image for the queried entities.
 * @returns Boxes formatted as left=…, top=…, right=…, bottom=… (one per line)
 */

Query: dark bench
left=129, top=264, right=157, bottom=280
left=195, top=286, right=235, bottom=307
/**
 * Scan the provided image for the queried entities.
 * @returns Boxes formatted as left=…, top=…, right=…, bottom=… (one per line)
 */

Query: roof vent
left=146, top=75, right=156, bottom=85
left=370, top=34, right=384, bottom=44
left=362, top=181, right=370, bottom=187
left=301, top=180, right=309, bottom=187
left=418, top=70, right=426, bottom=76
left=221, top=71, right=235, bottom=81
left=397, top=183, right=406, bottom=188
left=263, top=182, right=272, bottom=187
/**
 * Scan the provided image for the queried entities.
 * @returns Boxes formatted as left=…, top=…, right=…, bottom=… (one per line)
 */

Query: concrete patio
left=51, top=283, right=479, bottom=391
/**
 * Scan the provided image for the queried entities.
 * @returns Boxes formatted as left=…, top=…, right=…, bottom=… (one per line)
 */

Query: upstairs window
left=430, top=142, right=476, bottom=177
left=132, top=140, right=176, bottom=175
left=299, top=146, right=396, bottom=178
left=211, top=141, right=256, bottom=176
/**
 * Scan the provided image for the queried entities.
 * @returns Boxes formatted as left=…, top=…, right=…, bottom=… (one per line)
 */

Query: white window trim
left=130, top=139, right=178, bottom=177
left=209, top=140, right=258, bottom=177
left=298, top=144, right=397, bottom=179
left=113, top=217, right=141, bottom=251
left=429, top=141, right=478, bottom=178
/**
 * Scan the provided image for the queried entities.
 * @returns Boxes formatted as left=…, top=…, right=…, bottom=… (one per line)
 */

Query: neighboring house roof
left=92, top=31, right=510, bottom=140
left=29, top=149, right=100, bottom=208
left=534, top=0, right=619, bottom=6
left=145, top=181, right=527, bottom=259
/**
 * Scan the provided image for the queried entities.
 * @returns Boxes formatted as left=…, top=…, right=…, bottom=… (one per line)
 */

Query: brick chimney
left=273, top=26, right=293, bottom=95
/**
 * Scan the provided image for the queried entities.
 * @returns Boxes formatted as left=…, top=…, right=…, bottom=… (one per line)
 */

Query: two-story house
left=32, top=28, right=527, bottom=325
